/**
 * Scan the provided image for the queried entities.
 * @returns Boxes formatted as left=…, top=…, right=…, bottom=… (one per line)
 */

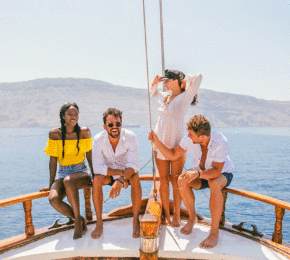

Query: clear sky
left=1, top=0, right=289, bottom=101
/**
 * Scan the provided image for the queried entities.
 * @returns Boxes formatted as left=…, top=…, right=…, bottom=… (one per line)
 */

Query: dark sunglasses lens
left=108, top=123, right=114, bottom=127
left=116, top=122, right=122, bottom=127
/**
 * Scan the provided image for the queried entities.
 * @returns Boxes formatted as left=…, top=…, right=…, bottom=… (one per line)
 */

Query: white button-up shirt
left=179, top=131, right=234, bottom=173
left=92, top=128, right=140, bottom=179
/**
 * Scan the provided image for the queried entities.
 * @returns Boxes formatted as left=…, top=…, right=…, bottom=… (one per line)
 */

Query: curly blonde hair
left=187, top=115, right=211, bottom=136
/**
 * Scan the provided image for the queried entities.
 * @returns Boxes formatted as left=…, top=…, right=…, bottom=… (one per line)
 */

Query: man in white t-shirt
left=91, top=108, right=142, bottom=239
left=149, top=115, right=234, bottom=249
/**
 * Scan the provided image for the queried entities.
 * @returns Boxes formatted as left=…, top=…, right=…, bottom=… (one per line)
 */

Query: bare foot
left=81, top=217, right=87, bottom=235
left=180, top=218, right=196, bottom=235
left=91, top=222, right=103, bottom=239
left=171, top=215, right=180, bottom=227
left=133, top=218, right=140, bottom=238
left=162, top=215, right=172, bottom=226
left=73, top=217, right=83, bottom=240
left=199, top=232, right=219, bottom=249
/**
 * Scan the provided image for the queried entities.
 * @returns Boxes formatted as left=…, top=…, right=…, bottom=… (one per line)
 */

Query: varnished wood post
left=23, top=200, right=35, bottom=236
left=84, top=187, right=92, bottom=221
left=220, top=190, right=228, bottom=226
left=140, top=181, right=162, bottom=260
left=272, top=206, right=285, bottom=244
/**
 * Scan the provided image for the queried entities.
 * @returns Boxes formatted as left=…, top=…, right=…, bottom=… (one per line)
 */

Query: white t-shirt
left=92, top=128, right=139, bottom=179
left=179, top=131, right=234, bottom=173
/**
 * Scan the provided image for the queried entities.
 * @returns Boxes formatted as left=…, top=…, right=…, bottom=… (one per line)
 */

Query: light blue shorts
left=57, top=161, right=90, bottom=180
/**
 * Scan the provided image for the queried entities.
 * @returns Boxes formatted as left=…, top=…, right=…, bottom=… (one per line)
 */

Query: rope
left=139, top=158, right=152, bottom=172
left=142, top=0, right=158, bottom=201
left=103, top=158, right=152, bottom=204
left=182, top=166, right=228, bottom=222
left=183, top=166, right=210, bottom=200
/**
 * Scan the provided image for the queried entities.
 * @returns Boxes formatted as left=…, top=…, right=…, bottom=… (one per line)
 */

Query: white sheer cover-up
left=150, top=73, right=202, bottom=160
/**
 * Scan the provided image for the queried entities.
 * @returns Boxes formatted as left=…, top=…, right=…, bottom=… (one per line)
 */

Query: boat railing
left=221, top=187, right=290, bottom=244
left=0, top=175, right=158, bottom=238
left=0, top=187, right=93, bottom=237
left=0, top=176, right=289, bottom=245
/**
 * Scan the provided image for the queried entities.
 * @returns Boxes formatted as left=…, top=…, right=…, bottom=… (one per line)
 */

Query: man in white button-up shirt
left=149, top=115, right=234, bottom=249
left=91, top=108, right=142, bottom=239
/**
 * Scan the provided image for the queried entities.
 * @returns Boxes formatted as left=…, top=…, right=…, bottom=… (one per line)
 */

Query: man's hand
left=148, top=130, right=159, bottom=144
left=123, top=180, right=129, bottom=189
left=109, top=180, right=123, bottom=199
left=180, top=170, right=200, bottom=183
left=39, top=186, right=50, bottom=192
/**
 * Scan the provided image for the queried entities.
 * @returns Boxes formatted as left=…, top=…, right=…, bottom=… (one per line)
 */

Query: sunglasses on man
left=107, top=121, right=122, bottom=128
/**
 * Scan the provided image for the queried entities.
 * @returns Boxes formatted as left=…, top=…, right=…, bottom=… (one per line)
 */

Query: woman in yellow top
left=40, top=102, right=93, bottom=239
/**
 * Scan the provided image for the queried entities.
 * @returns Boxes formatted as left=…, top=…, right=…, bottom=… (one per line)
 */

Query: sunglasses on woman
left=107, top=121, right=122, bottom=128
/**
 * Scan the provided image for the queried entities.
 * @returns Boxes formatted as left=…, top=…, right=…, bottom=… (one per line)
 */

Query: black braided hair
left=59, top=103, right=80, bottom=158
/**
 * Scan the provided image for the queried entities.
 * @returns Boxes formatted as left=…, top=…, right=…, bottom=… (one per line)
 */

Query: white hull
left=1, top=217, right=288, bottom=260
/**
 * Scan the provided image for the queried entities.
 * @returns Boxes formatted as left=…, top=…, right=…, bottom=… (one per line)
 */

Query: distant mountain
left=0, top=78, right=289, bottom=128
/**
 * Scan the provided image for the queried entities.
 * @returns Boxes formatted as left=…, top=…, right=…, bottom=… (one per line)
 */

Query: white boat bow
left=1, top=217, right=288, bottom=260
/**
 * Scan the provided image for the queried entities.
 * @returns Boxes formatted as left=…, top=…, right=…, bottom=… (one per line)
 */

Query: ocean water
left=0, top=127, right=289, bottom=242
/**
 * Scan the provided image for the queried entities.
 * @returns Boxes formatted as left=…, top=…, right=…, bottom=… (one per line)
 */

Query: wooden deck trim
left=222, top=187, right=290, bottom=245
left=1, top=177, right=290, bottom=252
left=0, top=191, right=50, bottom=208
left=223, top=187, right=290, bottom=210
left=0, top=213, right=143, bottom=254
left=0, top=175, right=158, bottom=209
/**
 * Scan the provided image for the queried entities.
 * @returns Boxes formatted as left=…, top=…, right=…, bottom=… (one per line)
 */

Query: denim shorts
left=57, top=161, right=90, bottom=180
left=200, top=172, right=233, bottom=190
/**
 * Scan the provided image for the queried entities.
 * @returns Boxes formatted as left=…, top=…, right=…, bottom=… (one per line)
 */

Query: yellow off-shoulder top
left=44, top=138, right=92, bottom=166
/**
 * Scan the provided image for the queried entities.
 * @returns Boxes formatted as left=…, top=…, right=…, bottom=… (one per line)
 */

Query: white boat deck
left=1, top=218, right=288, bottom=260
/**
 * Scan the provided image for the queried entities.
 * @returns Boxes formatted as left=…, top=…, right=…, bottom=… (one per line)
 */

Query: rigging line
left=183, top=166, right=228, bottom=222
left=139, top=157, right=152, bottom=172
left=103, top=158, right=152, bottom=204
left=142, top=0, right=158, bottom=201
left=159, top=0, right=166, bottom=89
left=183, top=166, right=210, bottom=200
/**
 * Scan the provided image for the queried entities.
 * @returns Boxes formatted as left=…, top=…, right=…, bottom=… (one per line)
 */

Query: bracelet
left=120, top=175, right=126, bottom=181
left=116, top=178, right=124, bottom=187
left=197, top=170, right=201, bottom=178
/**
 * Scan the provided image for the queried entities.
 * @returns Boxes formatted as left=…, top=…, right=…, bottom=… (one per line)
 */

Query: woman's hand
left=151, top=75, right=163, bottom=86
left=39, top=186, right=50, bottom=192
left=148, top=130, right=159, bottom=144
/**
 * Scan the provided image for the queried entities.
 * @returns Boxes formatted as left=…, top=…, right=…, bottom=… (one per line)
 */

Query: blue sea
left=0, top=127, right=290, bottom=242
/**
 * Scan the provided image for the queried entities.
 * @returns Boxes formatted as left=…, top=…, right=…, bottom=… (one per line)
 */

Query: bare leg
left=155, top=156, right=171, bottom=226
left=63, top=172, right=91, bottom=240
left=129, top=173, right=142, bottom=238
left=49, top=179, right=75, bottom=219
left=170, top=153, right=186, bottom=227
left=178, top=176, right=201, bottom=235
left=91, top=175, right=111, bottom=239
left=199, top=175, right=227, bottom=248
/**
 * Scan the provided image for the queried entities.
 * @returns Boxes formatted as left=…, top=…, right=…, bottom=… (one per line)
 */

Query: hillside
left=0, top=78, right=289, bottom=128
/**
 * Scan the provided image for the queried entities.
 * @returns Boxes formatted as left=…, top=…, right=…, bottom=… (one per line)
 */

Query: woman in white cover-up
left=150, top=69, right=202, bottom=226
